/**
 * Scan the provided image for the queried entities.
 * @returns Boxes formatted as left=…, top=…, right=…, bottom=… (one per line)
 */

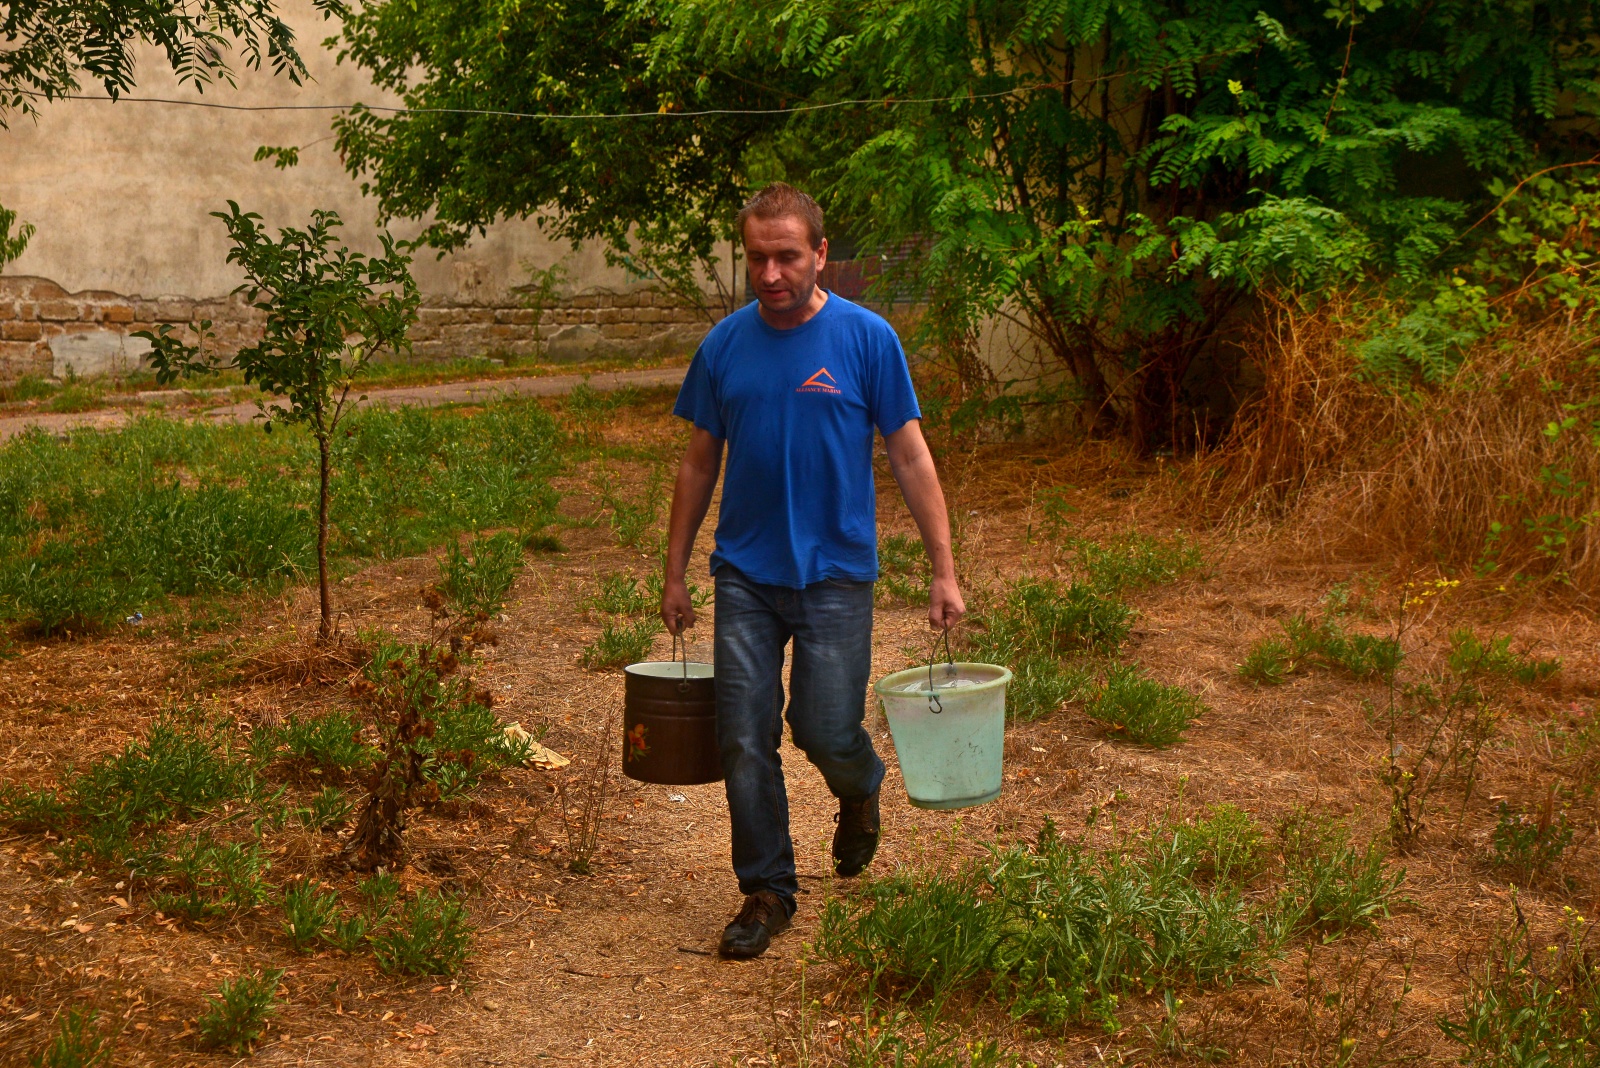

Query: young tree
left=139, top=203, right=419, bottom=640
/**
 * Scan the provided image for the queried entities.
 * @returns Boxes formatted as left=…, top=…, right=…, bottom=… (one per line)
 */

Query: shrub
left=438, top=530, right=523, bottom=619
left=1086, top=665, right=1201, bottom=747
left=590, top=572, right=651, bottom=616
left=1166, top=803, right=1267, bottom=885
left=197, top=969, right=283, bottom=1054
left=150, top=835, right=271, bottom=921
left=300, top=785, right=353, bottom=831
left=370, top=888, right=473, bottom=975
left=1278, top=812, right=1403, bottom=936
left=31, top=1007, right=112, bottom=1068
left=580, top=618, right=660, bottom=669
left=1491, top=799, right=1573, bottom=877
left=1450, top=629, right=1561, bottom=684
left=1070, top=532, right=1204, bottom=592
left=593, top=463, right=663, bottom=548
left=1006, top=657, right=1094, bottom=722
left=1241, top=608, right=1403, bottom=685
left=263, top=710, right=374, bottom=776
left=968, top=578, right=1134, bottom=667
left=0, top=553, right=138, bottom=637
left=878, top=533, right=930, bottom=606
left=282, top=879, right=340, bottom=951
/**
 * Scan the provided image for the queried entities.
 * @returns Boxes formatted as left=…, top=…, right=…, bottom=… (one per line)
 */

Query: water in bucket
left=874, top=661, right=1012, bottom=809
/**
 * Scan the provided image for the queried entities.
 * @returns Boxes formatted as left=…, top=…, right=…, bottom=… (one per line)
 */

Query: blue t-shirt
left=673, top=295, right=921, bottom=588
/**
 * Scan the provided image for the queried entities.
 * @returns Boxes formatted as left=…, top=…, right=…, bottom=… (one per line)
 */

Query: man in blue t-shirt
left=661, top=183, right=965, bottom=959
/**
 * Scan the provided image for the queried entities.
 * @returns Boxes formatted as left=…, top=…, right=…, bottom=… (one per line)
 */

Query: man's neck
left=758, top=287, right=828, bottom=331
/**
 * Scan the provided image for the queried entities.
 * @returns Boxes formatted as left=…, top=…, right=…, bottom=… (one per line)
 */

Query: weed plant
left=1277, top=812, right=1403, bottom=935
left=591, top=572, right=651, bottom=616
left=1006, top=659, right=1095, bottom=722
left=148, top=835, right=271, bottom=921
left=593, top=463, right=663, bottom=548
left=1450, top=629, right=1561, bottom=684
left=437, top=530, right=524, bottom=618
left=197, top=969, right=283, bottom=1054
left=369, top=888, right=474, bottom=975
left=878, top=533, right=930, bottom=606
left=0, top=400, right=559, bottom=635
left=581, top=617, right=660, bottom=669
left=30, top=1007, right=112, bottom=1068
left=282, top=879, right=341, bottom=951
left=1240, top=608, right=1403, bottom=685
left=1441, top=912, right=1600, bottom=1064
left=1491, top=799, right=1573, bottom=877
left=253, top=710, right=374, bottom=776
left=299, top=785, right=353, bottom=830
left=1086, top=665, right=1201, bottom=747
left=1070, top=532, right=1203, bottom=592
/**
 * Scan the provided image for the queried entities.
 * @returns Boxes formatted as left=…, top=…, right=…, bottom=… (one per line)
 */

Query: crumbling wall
left=0, top=276, right=711, bottom=381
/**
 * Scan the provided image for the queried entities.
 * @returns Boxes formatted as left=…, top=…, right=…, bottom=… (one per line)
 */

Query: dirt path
left=0, top=365, right=687, bottom=441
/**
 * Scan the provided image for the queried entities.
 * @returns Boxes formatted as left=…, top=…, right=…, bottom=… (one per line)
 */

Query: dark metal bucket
left=622, top=650, right=720, bottom=786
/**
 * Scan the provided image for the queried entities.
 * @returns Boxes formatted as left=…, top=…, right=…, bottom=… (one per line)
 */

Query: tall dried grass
left=1212, top=297, right=1600, bottom=591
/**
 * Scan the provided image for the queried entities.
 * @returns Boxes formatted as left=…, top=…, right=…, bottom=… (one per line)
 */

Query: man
left=660, top=182, right=965, bottom=960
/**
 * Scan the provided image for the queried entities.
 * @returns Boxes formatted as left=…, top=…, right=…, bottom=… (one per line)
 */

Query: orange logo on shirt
left=798, top=367, right=842, bottom=394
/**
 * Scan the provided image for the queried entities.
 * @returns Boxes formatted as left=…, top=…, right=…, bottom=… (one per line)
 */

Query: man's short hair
left=736, top=182, right=825, bottom=249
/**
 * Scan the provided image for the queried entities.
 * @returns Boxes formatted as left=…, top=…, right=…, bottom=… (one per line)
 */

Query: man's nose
left=758, top=260, right=784, bottom=285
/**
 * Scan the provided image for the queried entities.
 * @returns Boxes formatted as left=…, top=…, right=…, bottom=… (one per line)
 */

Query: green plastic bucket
left=874, top=661, right=1012, bottom=810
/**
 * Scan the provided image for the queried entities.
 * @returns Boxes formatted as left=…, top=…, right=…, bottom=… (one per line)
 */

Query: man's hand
left=928, top=574, right=965, bottom=631
left=660, top=578, right=696, bottom=635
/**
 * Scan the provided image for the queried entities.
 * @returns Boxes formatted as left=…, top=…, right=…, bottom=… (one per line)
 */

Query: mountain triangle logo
left=797, top=367, right=842, bottom=394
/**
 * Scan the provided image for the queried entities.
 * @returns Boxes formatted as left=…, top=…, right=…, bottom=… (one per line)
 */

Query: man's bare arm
left=660, top=426, right=725, bottom=633
left=884, top=420, right=965, bottom=629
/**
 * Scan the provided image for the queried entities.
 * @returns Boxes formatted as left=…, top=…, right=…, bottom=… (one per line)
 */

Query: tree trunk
left=317, top=433, right=332, bottom=641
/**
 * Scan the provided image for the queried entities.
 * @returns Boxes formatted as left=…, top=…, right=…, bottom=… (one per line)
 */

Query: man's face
left=743, top=214, right=828, bottom=314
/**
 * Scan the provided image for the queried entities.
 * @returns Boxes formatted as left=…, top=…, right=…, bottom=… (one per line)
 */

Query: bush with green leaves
left=1070, top=533, right=1203, bottom=593
left=1277, top=812, right=1404, bottom=936
left=298, top=785, right=353, bottom=831
left=1450, top=630, right=1561, bottom=685
left=581, top=617, right=660, bottom=670
left=1006, top=658, right=1095, bottom=723
left=438, top=530, right=524, bottom=619
left=282, top=879, right=341, bottom=951
left=147, top=834, right=271, bottom=922
left=1491, top=801, right=1573, bottom=877
left=30, top=1007, right=112, bottom=1068
left=197, top=969, right=283, bottom=1054
left=1240, top=607, right=1403, bottom=685
left=370, top=888, right=474, bottom=976
left=590, top=572, right=651, bottom=616
left=254, top=710, right=373, bottom=777
left=1086, top=665, right=1202, bottom=748
left=970, top=579, right=1135, bottom=662
left=878, top=533, right=930, bottom=606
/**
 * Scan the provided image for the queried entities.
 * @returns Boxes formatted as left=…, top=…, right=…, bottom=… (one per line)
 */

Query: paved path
left=0, top=365, right=687, bottom=441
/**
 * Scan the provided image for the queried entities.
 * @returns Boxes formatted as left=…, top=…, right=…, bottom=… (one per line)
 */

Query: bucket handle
left=672, top=629, right=691, bottom=692
left=926, top=624, right=955, bottom=714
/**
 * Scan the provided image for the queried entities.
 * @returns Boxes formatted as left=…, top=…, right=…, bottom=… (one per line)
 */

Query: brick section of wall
left=0, top=276, right=713, bottom=381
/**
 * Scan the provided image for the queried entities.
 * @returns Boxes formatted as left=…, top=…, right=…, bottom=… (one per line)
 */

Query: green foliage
left=1006, top=658, right=1094, bottom=723
left=591, top=572, right=651, bottom=616
left=282, top=879, right=341, bottom=951
left=1441, top=914, right=1600, bottom=1067
left=1277, top=812, right=1403, bottom=936
left=30, top=1007, right=111, bottom=1068
left=139, top=202, right=420, bottom=637
left=1070, top=533, right=1204, bottom=593
left=1491, top=801, right=1574, bottom=877
left=369, top=888, right=474, bottom=975
left=149, top=834, right=271, bottom=921
left=197, top=968, right=283, bottom=1054
left=968, top=579, right=1134, bottom=663
left=1240, top=607, right=1403, bottom=685
left=1450, top=630, right=1561, bottom=685
left=1086, top=665, right=1201, bottom=748
left=878, top=533, right=930, bottom=606
left=0, top=401, right=559, bottom=636
left=593, top=464, right=664, bottom=549
left=257, top=710, right=373, bottom=776
left=1, top=201, right=34, bottom=271
left=299, top=785, right=353, bottom=831
left=581, top=617, right=660, bottom=670
left=1170, top=803, right=1266, bottom=886
left=438, top=530, right=524, bottom=619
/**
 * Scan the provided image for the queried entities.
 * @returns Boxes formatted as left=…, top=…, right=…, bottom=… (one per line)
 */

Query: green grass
left=1240, top=606, right=1403, bottom=685
left=197, top=969, right=283, bottom=1054
left=0, top=399, right=560, bottom=635
left=1442, top=916, right=1600, bottom=1064
left=591, top=572, right=652, bottom=616
left=282, top=879, right=341, bottom=951
left=878, top=533, right=930, bottom=606
left=1070, top=532, right=1204, bottom=592
left=437, top=530, right=524, bottom=619
left=1086, top=664, right=1202, bottom=747
left=1449, top=629, right=1562, bottom=684
left=968, top=578, right=1135, bottom=663
left=581, top=617, right=661, bottom=669
left=30, top=1007, right=112, bottom=1068
left=369, top=888, right=474, bottom=975
left=252, top=709, right=373, bottom=777
left=816, top=810, right=1402, bottom=1032
left=1006, top=657, right=1095, bottom=722
left=148, top=834, right=271, bottom=921
left=1490, top=800, right=1573, bottom=876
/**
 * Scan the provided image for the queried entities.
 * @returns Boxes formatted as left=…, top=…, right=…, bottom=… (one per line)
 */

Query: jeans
left=713, top=565, right=884, bottom=910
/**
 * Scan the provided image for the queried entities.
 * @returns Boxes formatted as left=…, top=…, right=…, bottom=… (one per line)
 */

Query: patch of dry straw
left=1211, top=297, right=1600, bottom=591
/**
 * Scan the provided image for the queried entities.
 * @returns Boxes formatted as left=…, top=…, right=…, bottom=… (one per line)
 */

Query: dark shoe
left=832, top=789, right=881, bottom=877
left=719, top=891, right=792, bottom=959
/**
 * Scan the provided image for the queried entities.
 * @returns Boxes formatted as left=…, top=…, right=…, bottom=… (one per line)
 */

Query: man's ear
left=815, top=236, right=828, bottom=271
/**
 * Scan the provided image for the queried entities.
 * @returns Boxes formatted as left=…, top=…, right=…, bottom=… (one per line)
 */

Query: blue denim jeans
left=713, top=565, right=885, bottom=910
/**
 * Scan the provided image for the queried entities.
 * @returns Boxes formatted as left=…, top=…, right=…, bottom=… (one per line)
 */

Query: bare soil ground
left=1, top=390, right=1597, bottom=1066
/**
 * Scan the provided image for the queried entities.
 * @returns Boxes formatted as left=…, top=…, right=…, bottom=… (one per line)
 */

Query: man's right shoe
left=833, top=788, right=881, bottom=877
left=719, top=890, right=792, bottom=959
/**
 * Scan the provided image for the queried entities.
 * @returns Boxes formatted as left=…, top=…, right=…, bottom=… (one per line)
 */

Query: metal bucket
left=622, top=646, right=720, bottom=785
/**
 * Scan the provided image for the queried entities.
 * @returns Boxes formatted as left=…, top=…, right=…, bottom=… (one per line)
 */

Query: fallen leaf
left=414, top=1023, right=438, bottom=1035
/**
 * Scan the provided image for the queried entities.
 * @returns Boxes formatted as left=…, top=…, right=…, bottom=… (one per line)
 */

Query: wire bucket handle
left=926, top=624, right=955, bottom=714
left=672, top=628, right=691, bottom=692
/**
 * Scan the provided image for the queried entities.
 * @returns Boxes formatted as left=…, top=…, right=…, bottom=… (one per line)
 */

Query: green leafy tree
left=0, top=202, right=32, bottom=271
left=333, top=0, right=1600, bottom=451
left=139, top=203, right=419, bottom=639
left=0, top=0, right=346, bottom=126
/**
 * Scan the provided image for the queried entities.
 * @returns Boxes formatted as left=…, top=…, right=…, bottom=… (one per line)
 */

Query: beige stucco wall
left=0, top=0, right=622, bottom=304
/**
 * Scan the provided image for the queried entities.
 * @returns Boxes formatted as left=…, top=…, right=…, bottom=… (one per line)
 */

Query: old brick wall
left=0, top=276, right=713, bottom=381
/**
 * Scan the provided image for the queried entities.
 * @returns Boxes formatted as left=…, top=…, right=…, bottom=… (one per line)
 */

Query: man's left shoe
left=832, top=789, right=881, bottom=877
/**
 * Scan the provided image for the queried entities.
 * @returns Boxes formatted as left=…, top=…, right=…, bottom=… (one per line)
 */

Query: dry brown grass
left=1211, top=297, right=1600, bottom=592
